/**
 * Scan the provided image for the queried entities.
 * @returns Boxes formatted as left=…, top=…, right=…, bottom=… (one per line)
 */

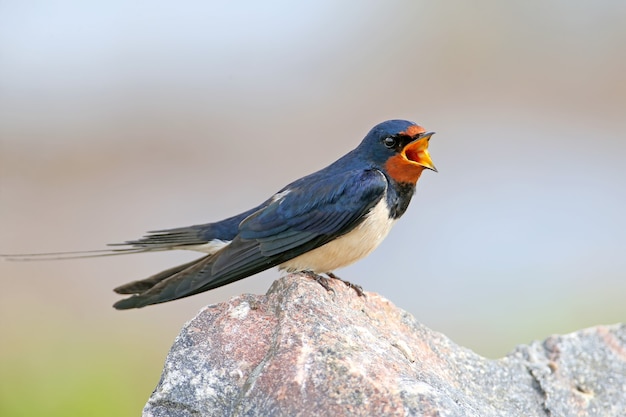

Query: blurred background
left=1, top=1, right=625, bottom=415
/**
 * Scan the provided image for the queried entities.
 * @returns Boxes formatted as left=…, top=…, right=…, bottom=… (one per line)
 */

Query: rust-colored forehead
left=399, top=125, right=426, bottom=136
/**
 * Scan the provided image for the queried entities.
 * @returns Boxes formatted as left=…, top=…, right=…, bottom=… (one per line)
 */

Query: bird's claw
left=327, top=272, right=366, bottom=297
left=303, top=271, right=335, bottom=295
left=315, top=275, right=335, bottom=295
left=301, top=271, right=365, bottom=297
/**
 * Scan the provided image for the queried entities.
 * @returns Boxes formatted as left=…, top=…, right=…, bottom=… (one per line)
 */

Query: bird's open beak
left=403, top=132, right=437, bottom=172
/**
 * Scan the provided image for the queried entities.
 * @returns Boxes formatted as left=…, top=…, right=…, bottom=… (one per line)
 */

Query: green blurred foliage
left=0, top=327, right=162, bottom=416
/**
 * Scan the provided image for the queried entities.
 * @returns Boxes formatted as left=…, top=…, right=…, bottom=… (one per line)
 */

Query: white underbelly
left=279, top=198, right=395, bottom=273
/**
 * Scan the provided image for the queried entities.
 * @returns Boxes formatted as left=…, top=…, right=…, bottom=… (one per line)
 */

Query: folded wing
left=113, top=169, right=387, bottom=309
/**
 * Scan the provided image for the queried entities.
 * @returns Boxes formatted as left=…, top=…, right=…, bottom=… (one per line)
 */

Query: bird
left=2, top=120, right=436, bottom=309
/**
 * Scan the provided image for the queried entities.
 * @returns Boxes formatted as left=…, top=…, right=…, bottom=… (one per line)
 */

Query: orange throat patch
left=384, top=154, right=426, bottom=184
left=384, top=136, right=435, bottom=184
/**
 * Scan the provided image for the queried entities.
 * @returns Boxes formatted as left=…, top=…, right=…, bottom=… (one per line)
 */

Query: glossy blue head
left=355, top=120, right=436, bottom=184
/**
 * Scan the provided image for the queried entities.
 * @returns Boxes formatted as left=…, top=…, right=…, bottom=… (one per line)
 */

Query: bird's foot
left=327, top=272, right=365, bottom=297
left=302, top=271, right=335, bottom=295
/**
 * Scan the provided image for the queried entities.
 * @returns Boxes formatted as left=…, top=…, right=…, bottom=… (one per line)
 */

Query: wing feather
left=114, top=169, right=388, bottom=308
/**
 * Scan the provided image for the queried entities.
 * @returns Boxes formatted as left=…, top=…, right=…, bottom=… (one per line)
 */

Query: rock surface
left=143, top=274, right=626, bottom=417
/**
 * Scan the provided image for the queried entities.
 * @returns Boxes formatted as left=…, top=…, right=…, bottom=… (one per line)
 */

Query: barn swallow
left=3, top=120, right=436, bottom=309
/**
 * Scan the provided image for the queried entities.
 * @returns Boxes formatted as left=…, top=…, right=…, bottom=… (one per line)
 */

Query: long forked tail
left=1, top=226, right=212, bottom=262
left=112, top=236, right=278, bottom=310
left=113, top=254, right=223, bottom=310
left=0, top=247, right=154, bottom=261
left=113, top=256, right=205, bottom=295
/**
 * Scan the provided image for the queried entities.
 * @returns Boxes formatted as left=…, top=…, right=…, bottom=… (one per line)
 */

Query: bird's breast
left=279, top=198, right=396, bottom=273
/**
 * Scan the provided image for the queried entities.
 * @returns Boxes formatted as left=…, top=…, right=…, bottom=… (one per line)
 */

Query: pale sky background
left=1, top=0, right=625, bottom=412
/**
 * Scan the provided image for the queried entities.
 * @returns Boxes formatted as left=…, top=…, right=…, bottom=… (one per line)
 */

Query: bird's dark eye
left=383, top=136, right=397, bottom=149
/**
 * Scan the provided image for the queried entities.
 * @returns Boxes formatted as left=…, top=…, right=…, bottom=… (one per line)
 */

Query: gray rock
left=143, top=274, right=626, bottom=417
